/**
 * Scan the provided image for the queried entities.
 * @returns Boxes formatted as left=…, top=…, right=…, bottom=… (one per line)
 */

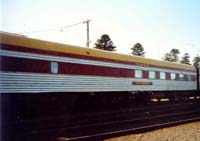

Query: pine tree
left=131, top=43, right=145, bottom=56
left=162, top=53, right=173, bottom=62
left=94, top=34, right=116, bottom=51
left=180, top=53, right=191, bottom=65
left=193, top=55, right=200, bottom=68
left=163, top=49, right=180, bottom=62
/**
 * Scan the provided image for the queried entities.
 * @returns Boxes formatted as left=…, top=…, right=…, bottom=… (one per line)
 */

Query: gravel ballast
left=104, top=122, right=200, bottom=141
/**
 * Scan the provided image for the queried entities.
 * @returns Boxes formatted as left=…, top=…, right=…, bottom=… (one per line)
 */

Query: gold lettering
left=136, top=63, right=149, bottom=67
left=132, top=82, right=153, bottom=85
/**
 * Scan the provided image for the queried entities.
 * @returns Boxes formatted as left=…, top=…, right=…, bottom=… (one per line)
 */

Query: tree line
left=94, top=34, right=200, bottom=67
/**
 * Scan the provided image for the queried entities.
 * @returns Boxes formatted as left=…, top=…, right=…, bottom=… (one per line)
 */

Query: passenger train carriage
left=0, top=32, right=198, bottom=92
left=0, top=32, right=199, bottom=113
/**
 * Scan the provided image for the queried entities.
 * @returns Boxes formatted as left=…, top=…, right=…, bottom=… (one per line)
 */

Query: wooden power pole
left=83, top=19, right=91, bottom=47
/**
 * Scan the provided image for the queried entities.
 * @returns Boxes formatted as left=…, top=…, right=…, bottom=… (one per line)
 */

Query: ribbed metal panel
left=0, top=72, right=196, bottom=93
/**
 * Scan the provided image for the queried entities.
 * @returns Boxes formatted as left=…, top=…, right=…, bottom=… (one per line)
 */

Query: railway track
left=3, top=100, right=200, bottom=141
left=58, top=116, right=200, bottom=141
left=57, top=104, right=200, bottom=141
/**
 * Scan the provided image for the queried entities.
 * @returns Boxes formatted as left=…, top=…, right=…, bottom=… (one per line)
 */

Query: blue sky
left=1, top=0, right=200, bottom=61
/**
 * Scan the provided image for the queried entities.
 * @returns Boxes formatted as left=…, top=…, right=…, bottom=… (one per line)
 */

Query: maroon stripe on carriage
left=0, top=56, right=196, bottom=81
left=0, top=43, right=196, bottom=73
left=0, top=56, right=134, bottom=78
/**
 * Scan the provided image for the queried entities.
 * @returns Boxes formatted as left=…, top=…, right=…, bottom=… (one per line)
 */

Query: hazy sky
left=1, top=0, right=200, bottom=61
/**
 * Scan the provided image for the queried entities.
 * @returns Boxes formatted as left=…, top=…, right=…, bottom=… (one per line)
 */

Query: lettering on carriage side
left=135, top=63, right=149, bottom=67
left=132, top=82, right=153, bottom=85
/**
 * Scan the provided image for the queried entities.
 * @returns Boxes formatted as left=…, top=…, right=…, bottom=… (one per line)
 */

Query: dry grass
left=104, top=122, right=200, bottom=141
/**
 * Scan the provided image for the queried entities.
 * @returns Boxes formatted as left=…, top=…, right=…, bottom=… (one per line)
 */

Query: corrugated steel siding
left=0, top=72, right=196, bottom=93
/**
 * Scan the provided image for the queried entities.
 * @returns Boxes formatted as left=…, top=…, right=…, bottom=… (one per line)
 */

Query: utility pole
left=83, top=19, right=91, bottom=47
left=197, top=63, right=200, bottom=94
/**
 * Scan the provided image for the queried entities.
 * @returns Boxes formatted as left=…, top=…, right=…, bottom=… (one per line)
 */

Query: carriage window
left=160, top=72, right=166, bottom=79
left=179, top=74, right=184, bottom=80
left=149, top=71, right=156, bottom=79
left=135, top=70, right=142, bottom=78
left=188, top=75, right=192, bottom=81
left=170, top=73, right=176, bottom=80
left=51, top=62, right=58, bottom=74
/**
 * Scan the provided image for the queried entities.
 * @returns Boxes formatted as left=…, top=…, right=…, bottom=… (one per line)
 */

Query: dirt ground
left=104, top=122, right=200, bottom=141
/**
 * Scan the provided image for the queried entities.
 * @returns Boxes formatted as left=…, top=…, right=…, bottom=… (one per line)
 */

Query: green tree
left=180, top=53, right=191, bottom=65
left=193, top=55, right=200, bottom=68
left=94, top=34, right=116, bottom=51
left=131, top=43, right=145, bottom=56
left=163, top=49, right=180, bottom=62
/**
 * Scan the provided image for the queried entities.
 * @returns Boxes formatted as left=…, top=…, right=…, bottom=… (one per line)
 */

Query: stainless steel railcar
left=0, top=32, right=199, bottom=111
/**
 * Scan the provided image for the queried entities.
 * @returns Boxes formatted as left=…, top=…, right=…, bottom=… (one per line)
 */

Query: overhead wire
left=19, top=21, right=85, bottom=34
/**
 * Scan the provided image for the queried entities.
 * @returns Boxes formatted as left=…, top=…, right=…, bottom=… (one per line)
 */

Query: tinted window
left=135, top=70, right=142, bottom=78
left=179, top=74, right=184, bottom=80
left=149, top=71, right=156, bottom=79
left=188, top=75, right=192, bottom=81
left=51, top=62, right=58, bottom=74
left=160, top=72, right=166, bottom=79
left=171, top=73, right=176, bottom=80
